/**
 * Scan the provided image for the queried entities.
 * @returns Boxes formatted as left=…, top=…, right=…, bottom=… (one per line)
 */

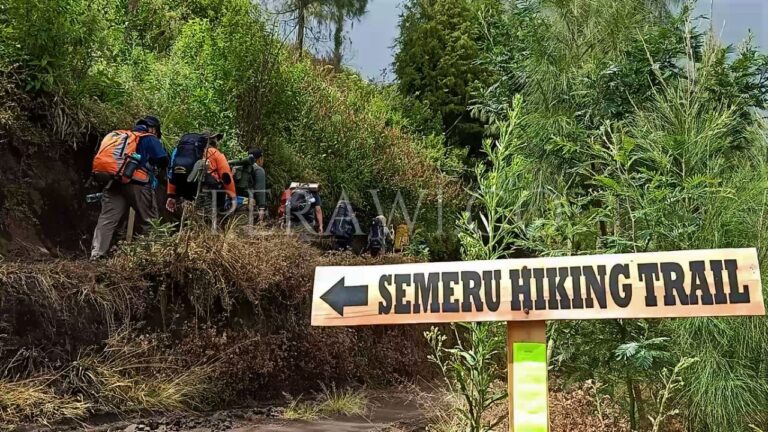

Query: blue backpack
left=169, top=133, right=208, bottom=199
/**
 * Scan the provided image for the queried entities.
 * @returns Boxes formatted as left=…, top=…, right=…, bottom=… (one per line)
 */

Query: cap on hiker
left=202, top=131, right=224, bottom=140
left=137, top=115, right=162, bottom=139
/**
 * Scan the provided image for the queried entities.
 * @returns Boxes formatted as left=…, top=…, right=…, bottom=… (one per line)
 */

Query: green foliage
left=424, top=98, right=534, bottom=432
left=1, top=0, right=461, bottom=257
left=462, top=1, right=768, bottom=430
left=459, top=96, right=530, bottom=260
left=425, top=325, right=506, bottom=432
left=394, top=0, right=501, bottom=154
left=648, top=357, right=698, bottom=432
left=1, top=0, right=115, bottom=93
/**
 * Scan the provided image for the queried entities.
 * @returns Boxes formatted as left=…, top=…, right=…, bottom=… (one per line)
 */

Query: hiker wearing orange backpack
left=90, top=116, right=168, bottom=260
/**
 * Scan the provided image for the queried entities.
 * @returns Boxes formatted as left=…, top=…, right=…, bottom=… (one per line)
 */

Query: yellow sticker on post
left=513, top=342, right=548, bottom=432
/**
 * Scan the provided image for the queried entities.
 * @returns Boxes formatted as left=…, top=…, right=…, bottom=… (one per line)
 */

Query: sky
left=343, top=0, right=768, bottom=80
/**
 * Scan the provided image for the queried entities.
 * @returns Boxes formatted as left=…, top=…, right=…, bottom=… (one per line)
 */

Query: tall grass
left=282, top=385, right=369, bottom=420
left=467, top=1, right=768, bottom=429
left=0, top=331, right=214, bottom=428
left=0, top=378, right=90, bottom=427
left=64, top=331, right=214, bottom=413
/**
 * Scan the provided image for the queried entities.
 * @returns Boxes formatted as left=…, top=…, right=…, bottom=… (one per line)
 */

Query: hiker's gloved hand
left=166, top=198, right=176, bottom=212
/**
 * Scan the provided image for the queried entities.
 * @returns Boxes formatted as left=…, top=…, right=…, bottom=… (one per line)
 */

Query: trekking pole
left=179, top=137, right=211, bottom=235
left=197, top=137, right=215, bottom=230
left=179, top=200, right=188, bottom=235
left=195, top=137, right=210, bottom=204
left=127, top=208, right=136, bottom=243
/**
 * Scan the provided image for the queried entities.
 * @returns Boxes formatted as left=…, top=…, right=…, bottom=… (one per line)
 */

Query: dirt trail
left=65, top=394, right=424, bottom=432
left=233, top=396, right=423, bottom=432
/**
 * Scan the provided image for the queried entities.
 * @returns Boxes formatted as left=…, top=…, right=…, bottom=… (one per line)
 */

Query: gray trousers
left=91, top=183, right=158, bottom=259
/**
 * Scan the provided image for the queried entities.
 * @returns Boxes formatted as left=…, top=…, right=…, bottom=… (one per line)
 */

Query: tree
left=328, top=0, right=368, bottom=68
left=281, top=0, right=366, bottom=61
left=469, top=1, right=768, bottom=429
left=393, top=0, right=500, bottom=155
left=281, top=0, right=328, bottom=55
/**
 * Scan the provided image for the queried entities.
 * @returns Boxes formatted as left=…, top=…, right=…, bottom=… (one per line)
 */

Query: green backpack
left=233, top=163, right=254, bottom=193
left=232, top=164, right=256, bottom=192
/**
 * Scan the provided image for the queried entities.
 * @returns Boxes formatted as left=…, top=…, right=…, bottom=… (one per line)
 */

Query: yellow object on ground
left=394, top=224, right=409, bottom=251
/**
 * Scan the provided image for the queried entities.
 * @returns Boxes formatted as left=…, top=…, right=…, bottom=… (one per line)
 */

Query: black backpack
left=169, top=133, right=208, bottom=199
left=368, top=217, right=386, bottom=254
left=286, top=188, right=314, bottom=223
left=329, top=201, right=355, bottom=239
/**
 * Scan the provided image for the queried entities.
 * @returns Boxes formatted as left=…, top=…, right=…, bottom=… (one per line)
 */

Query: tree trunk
left=297, top=0, right=306, bottom=56
left=626, top=374, right=637, bottom=431
left=333, top=11, right=344, bottom=69
left=128, top=0, right=139, bottom=13
left=636, top=387, right=649, bottom=431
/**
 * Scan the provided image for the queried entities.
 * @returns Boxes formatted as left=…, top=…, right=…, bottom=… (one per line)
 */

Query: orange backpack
left=92, top=130, right=151, bottom=184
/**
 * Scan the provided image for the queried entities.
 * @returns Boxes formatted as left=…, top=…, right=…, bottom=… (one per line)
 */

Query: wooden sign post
left=311, top=248, right=765, bottom=431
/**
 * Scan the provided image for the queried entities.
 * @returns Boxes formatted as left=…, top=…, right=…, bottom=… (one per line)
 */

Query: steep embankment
left=0, top=84, right=100, bottom=258
left=0, top=221, right=438, bottom=426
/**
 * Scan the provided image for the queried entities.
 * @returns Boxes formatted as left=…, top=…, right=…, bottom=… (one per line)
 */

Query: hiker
left=367, top=215, right=393, bottom=257
left=229, top=148, right=267, bottom=222
left=90, top=116, right=168, bottom=260
left=166, top=132, right=236, bottom=214
left=283, top=182, right=324, bottom=234
left=328, top=200, right=358, bottom=250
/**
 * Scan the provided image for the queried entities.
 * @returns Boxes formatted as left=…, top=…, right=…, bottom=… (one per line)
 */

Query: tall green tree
left=468, top=0, right=768, bottom=430
left=393, top=0, right=499, bottom=155
left=282, top=0, right=328, bottom=55
left=328, top=0, right=368, bottom=68
left=282, top=0, right=366, bottom=62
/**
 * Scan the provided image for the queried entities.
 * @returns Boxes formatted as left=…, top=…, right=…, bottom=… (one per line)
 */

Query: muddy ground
left=17, top=394, right=423, bottom=432
left=15, top=380, right=630, bottom=432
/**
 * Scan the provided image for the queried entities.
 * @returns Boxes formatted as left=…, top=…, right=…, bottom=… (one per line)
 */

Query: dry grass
left=0, top=259, right=145, bottom=327
left=113, top=217, right=420, bottom=319
left=282, top=395, right=322, bottom=421
left=0, top=378, right=90, bottom=428
left=114, top=218, right=322, bottom=318
left=63, top=331, right=214, bottom=414
left=1, top=217, right=421, bottom=336
left=0, top=332, right=214, bottom=428
left=395, top=382, right=464, bottom=432
left=282, top=385, right=369, bottom=421
left=315, top=384, right=369, bottom=417
left=0, top=221, right=425, bottom=425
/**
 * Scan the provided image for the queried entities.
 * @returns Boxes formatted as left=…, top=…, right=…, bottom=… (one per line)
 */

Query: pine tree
left=329, top=0, right=368, bottom=68
left=393, top=0, right=499, bottom=155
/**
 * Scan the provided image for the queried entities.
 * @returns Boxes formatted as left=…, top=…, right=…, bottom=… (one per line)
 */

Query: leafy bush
left=457, top=1, right=768, bottom=430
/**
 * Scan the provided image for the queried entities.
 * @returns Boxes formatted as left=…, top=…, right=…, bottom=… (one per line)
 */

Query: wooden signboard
left=310, top=248, right=765, bottom=431
left=312, top=248, right=763, bottom=326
